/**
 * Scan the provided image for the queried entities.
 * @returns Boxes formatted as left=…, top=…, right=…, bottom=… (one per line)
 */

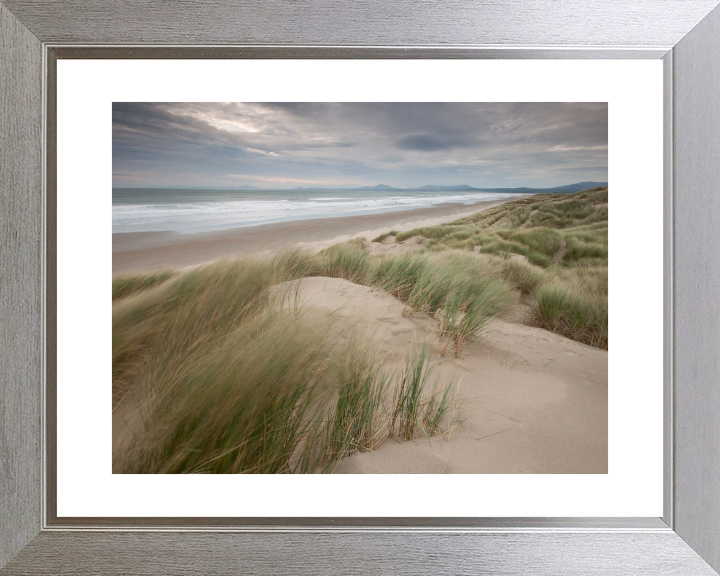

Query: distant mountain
left=292, top=184, right=403, bottom=191
left=472, top=181, right=607, bottom=194
left=357, top=184, right=399, bottom=191
left=116, top=181, right=607, bottom=193
left=404, top=181, right=607, bottom=193
left=417, top=184, right=477, bottom=191
left=290, top=182, right=607, bottom=192
left=544, top=181, right=607, bottom=193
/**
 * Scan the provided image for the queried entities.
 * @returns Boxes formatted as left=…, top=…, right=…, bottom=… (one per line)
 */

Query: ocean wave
left=112, top=192, right=515, bottom=233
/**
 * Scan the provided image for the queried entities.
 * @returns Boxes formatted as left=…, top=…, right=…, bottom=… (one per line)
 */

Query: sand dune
left=113, top=193, right=607, bottom=474
left=276, top=277, right=607, bottom=474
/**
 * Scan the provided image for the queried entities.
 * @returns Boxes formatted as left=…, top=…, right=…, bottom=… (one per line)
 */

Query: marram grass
left=113, top=259, right=461, bottom=474
left=375, top=187, right=608, bottom=348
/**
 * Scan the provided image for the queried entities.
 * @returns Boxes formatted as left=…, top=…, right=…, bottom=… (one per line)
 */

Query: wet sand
left=113, top=197, right=519, bottom=274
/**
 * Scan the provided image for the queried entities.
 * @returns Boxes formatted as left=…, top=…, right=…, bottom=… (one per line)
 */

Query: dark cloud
left=113, top=102, right=607, bottom=188
left=396, top=134, right=471, bottom=152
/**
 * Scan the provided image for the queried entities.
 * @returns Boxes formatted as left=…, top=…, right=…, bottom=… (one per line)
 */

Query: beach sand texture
left=277, top=277, right=606, bottom=474
left=113, top=196, right=607, bottom=474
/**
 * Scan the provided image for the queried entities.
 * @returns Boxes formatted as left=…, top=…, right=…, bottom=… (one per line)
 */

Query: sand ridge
left=275, top=277, right=607, bottom=474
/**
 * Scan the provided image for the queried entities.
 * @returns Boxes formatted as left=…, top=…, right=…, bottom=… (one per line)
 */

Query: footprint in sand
left=562, top=348, right=580, bottom=356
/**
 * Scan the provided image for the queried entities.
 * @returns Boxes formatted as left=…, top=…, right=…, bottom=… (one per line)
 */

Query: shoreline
left=113, top=196, right=525, bottom=274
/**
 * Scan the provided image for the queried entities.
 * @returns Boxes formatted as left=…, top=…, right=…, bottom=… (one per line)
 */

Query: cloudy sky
left=112, top=102, right=607, bottom=189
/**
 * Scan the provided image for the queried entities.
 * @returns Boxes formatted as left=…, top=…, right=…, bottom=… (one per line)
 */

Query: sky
left=112, top=102, right=608, bottom=189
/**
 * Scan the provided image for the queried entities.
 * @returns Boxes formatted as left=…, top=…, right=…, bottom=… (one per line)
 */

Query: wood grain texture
left=0, top=3, right=43, bottom=569
left=1, top=531, right=718, bottom=576
left=672, top=4, right=720, bottom=574
left=1, top=0, right=717, bottom=47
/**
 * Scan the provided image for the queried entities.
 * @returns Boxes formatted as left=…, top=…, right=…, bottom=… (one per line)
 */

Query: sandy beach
left=113, top=198, right=518, bottom=274
left=113, top=193, right=607, bottom=474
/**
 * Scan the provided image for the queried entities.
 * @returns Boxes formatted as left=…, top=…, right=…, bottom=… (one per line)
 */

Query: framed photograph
left=2, top=1, right=720, bottom=574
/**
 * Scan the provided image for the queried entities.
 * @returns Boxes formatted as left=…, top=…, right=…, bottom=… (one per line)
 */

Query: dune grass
left=500, top=258, right=546, bottom=295
left=372, top=252, right=428, bottom=301
left=530, top=283, right=608, bottom=349
left=119, top=311, right=333, bottom=474
left=370, top=187, right=609, bottom=349
left=112, top=270, right=174, bottom=300
left=316, top=244, right=514, bottom=356
left=113, top=259, right=461, bottom=474
left=390, top=347, right=459, bottom=442
left=372, top=230, right=398, bottom=243
left=399, top=188, right=607, bottom=257
left=319, top=237, right=371, bottom=283
left=268, top=241, right=515, bottom=356
left=310, top=341, right=393, bottom=472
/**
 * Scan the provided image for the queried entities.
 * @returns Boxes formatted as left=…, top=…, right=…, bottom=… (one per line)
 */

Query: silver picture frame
left=2, top=1, right=720, bottom=573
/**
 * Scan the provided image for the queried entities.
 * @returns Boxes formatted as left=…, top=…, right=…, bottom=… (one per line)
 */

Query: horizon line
left=112, top=180, right=608, bottom=191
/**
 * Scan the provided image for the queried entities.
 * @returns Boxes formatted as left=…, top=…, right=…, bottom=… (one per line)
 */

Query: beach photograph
left=112, top=102, right=608, bottom=474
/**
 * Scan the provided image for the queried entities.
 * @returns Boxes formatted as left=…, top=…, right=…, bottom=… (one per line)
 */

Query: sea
left=112, top=188, right=517, bottom=234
